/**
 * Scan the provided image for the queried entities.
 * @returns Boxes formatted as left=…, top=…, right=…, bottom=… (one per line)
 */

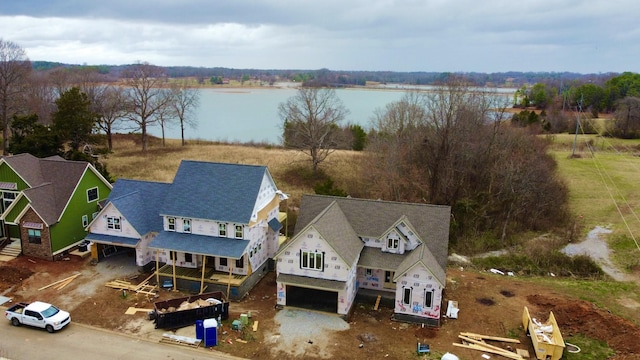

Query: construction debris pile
left=158, top=298, right=223, bottom=313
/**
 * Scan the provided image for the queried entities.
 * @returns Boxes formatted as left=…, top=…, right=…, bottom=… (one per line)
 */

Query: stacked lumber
left=453, top=332, right=526, bottom=360
left=104, top=273, right=158, bottom=295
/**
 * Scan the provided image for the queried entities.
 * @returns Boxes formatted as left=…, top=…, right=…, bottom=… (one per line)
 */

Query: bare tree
left=0, top=39, right=32, bottom=155
left=364, top=77, right=568, bottom=242
left=121, top=62, right=171, bottom=151
left=278, top=87, right=349, bottom=172
left=169, top=81, right=200, bottom=146
left=95, top=85, right=127, bottom=151
left=25, top=71, right=57, bottom=126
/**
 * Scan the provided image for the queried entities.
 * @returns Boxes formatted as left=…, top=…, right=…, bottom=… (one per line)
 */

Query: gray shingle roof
left=358, top=246, right=405, bottom=271
left=394, top=244, right=446, bottom=286
left=149, top=231, right=249, bottom=259
left=107, top=179, right=170, bottom=235
left=3, top=154, right=93, bottom=225
left=304, top=201, right=364, bottom=266
left=295, top=195, right=451, bottom=270
left=161, top=160, right=270, bottom=223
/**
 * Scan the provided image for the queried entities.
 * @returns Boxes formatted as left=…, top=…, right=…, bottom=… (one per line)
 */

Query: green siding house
left=0, top=154, right=112, bottom=260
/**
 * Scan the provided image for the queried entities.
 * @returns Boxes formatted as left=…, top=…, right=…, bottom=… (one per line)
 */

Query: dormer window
left=168, top=217, right=176, bottom=231
left=235, top=225, right=243, bottom=238
left=387, top=238, right=399, bottom=250
left=219, top=223, right=226, bottom=237
left=183, top=219, right=191, bottom=233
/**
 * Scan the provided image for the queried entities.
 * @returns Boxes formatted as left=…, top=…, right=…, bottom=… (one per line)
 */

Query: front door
left=384, top=271, right=395, bottom=289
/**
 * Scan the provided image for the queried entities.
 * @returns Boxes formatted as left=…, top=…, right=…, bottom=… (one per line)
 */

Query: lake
left=147, top=85, right=514, bottom=144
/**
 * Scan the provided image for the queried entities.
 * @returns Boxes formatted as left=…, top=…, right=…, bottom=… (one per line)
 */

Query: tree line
left=0, top=39, right=201, bottom=176
left=511, top=72, right=640, bottom=138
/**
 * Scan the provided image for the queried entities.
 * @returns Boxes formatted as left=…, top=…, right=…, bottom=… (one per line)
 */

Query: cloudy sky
left=1, top=0, right=638, bottom=73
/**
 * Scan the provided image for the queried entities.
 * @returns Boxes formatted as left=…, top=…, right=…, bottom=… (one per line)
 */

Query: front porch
left=154, top=262, right=268, bottom=300
left=156, top=264, right=248, bottom=287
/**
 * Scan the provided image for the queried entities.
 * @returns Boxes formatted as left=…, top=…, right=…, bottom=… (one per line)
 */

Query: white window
left=403, top=287, right=412, bottom=306
left=301, top=250, right=323, bottom=271
left=365, top=268, right=373, bottom=277
left=219, top=223, right=226, bottom=236
left=235, top=225, right=243, bottom=238
left=107, top=216, right=121, bottom=231
left=387, top=237, right=399, bottom=250
left=183, top=219, right=191, bottom=233
left=167, top=217, right=176, bottom=231
left=87, top=187, right=98, bottom=202
left=424, top=289, right=434, bottom=308
left=2, top=191, right=16, bottom=212
left=82, top=215, right=89, bottom=227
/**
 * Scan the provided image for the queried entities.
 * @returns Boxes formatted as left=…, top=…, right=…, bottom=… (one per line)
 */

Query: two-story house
left=85, top=160, right=286, bottom=299
left=275, top=195, right=450, bottom=325
left=0, top=153, right=112, bottom=260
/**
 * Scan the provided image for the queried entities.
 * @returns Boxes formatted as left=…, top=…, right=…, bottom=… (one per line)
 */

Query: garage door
left=286, top=285, right=338, bottom=313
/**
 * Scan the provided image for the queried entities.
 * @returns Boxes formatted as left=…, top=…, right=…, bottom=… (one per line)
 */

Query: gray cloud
left=1, top=0, right=638, bottom=72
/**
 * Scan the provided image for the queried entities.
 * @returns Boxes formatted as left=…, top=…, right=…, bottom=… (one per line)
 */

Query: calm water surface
left=148, top=86, right=512, bottom=144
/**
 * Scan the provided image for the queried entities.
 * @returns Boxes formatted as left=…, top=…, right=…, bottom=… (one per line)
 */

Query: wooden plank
left=373, top=295, right=382, bottom=311
left=459, top=335, right=522, bottom=359
left=460, top=332, right=521, bottom=344
left=54, top=276, right=77, bottom=290
left=38, top=273, right=81, bottom=291
left=252, top=321, right=259, bottom=332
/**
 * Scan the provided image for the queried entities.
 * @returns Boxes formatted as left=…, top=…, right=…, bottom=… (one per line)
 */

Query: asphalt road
left=0, top=315, right=244, bottom=360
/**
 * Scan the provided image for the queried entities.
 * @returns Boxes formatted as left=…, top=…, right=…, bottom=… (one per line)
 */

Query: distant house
left=275, top=195, right=450, bottom=325
left=0, top=153, right=112, bottom=260
left=85, top=160, right=286, bottom=299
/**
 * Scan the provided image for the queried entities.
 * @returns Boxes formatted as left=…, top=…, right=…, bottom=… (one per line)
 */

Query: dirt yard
left=2, top=253, right=640, bottom=360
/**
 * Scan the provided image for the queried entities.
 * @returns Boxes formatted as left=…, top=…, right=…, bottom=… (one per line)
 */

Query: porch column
left=199, top=255, right=206, bottom=294
left=171, top=251, right=177, bottom=292
left=155, top=250, right=159, bottom=286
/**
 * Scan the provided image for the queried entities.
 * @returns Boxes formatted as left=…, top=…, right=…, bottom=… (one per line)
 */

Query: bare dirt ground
left=2, top=250, right=640, bottom=360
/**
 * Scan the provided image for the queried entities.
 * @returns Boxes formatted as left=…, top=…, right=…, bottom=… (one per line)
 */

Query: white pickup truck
left=5, top=301, right=71, bottom=333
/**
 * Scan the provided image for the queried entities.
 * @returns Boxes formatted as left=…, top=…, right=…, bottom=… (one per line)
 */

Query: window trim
left=82, top=215, right=89, bottom=227
left=235, top=225, right=243, bottom=238
left=183, top=219, right=191, bottom=233
left=28, top=229, right=42, bottom=244
left=424, top=289, right=434, bottom=308
left=220, top=257, right=228, bottom=267
left=2, top=191, right=16, bottom=212
left=403, top=287, right=412, bottom=306
left=107, top=216, right=121, bottom=231
left=365, top=268, right=373, bottom=277
left=185, top=253, right=193, bottom=263
left=300, top=250, right=324, bottom=271
left=235, top=256, right=245, bottom=269
left=167, top=217, right=176, bottom=231
left=86, top=187, right=99, bottom=202
left=387, top=237, right=399, bottom=250
left=219, top=223, right=226, bottom=237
